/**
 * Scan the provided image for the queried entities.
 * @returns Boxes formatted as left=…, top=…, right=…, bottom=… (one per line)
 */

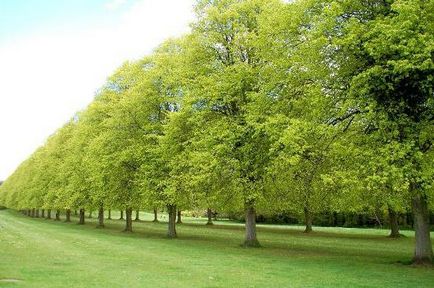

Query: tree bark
left=206, top=208, right=213, bottom=225
left=31, top=208, right=35, bottom=218
left=243, top=202, right=260, bottom=247
left=27, top=209, right=31, bottom=216
left=153, top=208, right=158, bottom=222
left=78, top=208, right=85, bottom=225
left=88, top=210, right=93, bottom=218
left=55, top=209, right=61, bottom=221
left=134, top=210, right=140, bottom=221
left=108, top=209, right=112, bottom=220
left=412, top=193, right=433, bottom=265
left=41, top=209, right=45, bottom=218
left=119, top=210, right=124, bottom=220
left=176, top=210, right=182, bottom=224
left=304, top=206, right=313, bottom=233
left=65, top=209, right=71, bottom=222
left=74, top=210, right=78, bottom=216
left=35, top=209, right=39, bottom=218
left=97, top=206, right=104, bottom=228
left=388, top=206, right=401, bottom=238
left=167, top=204, right=177, bottom=238
left=124, top=207, right=133, bottom=232
left=47, top=209, right=52, bottom=219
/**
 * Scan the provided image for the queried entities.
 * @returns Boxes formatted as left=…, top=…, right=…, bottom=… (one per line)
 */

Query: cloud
left=0, top=0, right=196, bottom=179
left=104, top=0, right=127, bottom=11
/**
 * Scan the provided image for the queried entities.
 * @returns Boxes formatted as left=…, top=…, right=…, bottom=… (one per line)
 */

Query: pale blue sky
left=0, top=0, right=195, bottom=180
left=0, top=0, right=134, bottom=43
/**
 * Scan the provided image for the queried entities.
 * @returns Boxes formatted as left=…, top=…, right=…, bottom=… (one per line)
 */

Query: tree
left=322, top=0, right=434, bottom=264
left=185, top=0, right=286, bottom=247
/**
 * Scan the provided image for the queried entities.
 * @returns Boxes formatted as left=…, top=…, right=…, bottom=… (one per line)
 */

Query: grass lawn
left=0, top=209, right=433, bottom=287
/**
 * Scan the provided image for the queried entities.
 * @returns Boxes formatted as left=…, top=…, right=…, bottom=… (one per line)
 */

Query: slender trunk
left=153, top=208, right=158, bottom=222
left=124, top=207, right=133, bottom=232
left=65, top=209, right=71, bottom=222
left=47, top=209, right=52, bottom=219
left=135, top=210, right=140, bottom=221
left=97, top=206, right=104, bottom=228
left=27, top=209, right=31, bottom=216
left=78, top=208, right=85, bottom=225
left=31, top=208, right=35, bottom=218
left=388, top=206, right=401, bottom=238
left=55, top=209, right=61, bottom=221
left=74, top=210, right=78, bottom=216
left=108, top=209, right=112, bottom=220
left=119, top=210, right=124, bottom=220
left=88, top=210, right=93, bottom=218
left=304, top=206, right=313, bottom=233
left=41, top=209, right=45, bottom=218
left=206, top=208, right=213, bottom=225
left=243, top=202, right=260, bottom=247
left=176, top=210, right=182, bottom=224
left=35, top=209, right=39, bottom=218
left=412, top=193, right=433, bottom=265
left=167, top=205, right=177, bottom=238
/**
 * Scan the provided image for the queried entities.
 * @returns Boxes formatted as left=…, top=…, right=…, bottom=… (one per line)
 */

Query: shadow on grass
left=11, top=210, right=415, bottom=263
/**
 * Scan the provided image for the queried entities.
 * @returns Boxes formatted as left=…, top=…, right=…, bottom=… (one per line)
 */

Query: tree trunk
left=412, top=193, right=433, bottom=265
left=74, top=210, right=78, bottom=216
left=35, top=209, right=39, bottom=218
left=124, top=207, right=133, bottom=232
left=55, top=209, right=61, bottom=221
left=304, top=206, right=313, bottom=233
left=119, top=210, right=124, bottom=220
left=206, top=208, right=213, bottom=225
left=97, top=206, right=104, bottom=228
left=78, top=208, right=85, bottom=225
left=31, top=208, right=35, bottom=218
left=167, top=205, right=177, bottom=238
left=243, top=202, right=260, bottom=247
left=27, top=209, right=31, bottom=216
left=135, top=210, right=140, bottom=221
left=47, top=209, right=52, bottom=219
left=88, top=210, right=93, bottom=218
left=388, top=206, right=401, bottom=238
left=153, top=208, right=158, bottom=222
left=41, top=209, right=45, bottom=218
left=108, top=209, right=112, bottom=220
left=176, top=210, right=182, bottom=224
left=65, top=209, right=71, bottom=222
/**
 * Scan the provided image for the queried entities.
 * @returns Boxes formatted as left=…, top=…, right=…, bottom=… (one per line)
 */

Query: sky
left=0, top=0, right=196, bottom=180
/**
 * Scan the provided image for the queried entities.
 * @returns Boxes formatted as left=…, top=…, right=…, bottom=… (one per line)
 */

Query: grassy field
left=0, top=209, right=433, bottom=287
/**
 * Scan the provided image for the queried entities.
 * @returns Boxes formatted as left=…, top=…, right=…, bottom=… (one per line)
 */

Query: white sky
left=0, top=0, right=196, bottom=180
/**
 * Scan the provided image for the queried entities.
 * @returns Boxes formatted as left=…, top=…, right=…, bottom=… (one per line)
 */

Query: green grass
left=0, top=209, right=433, bottom=287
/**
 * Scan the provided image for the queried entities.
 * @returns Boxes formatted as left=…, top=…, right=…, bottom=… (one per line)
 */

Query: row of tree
left=0, top=0, right=433, bottom=265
